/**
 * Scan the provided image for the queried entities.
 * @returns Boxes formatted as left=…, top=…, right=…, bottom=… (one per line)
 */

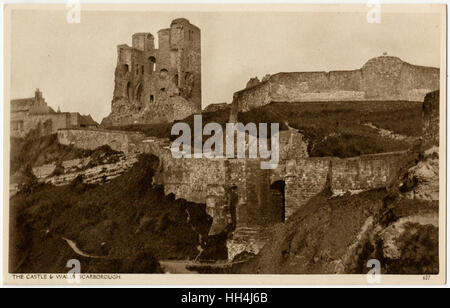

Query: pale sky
left=10, top=8, right=441, bottom=122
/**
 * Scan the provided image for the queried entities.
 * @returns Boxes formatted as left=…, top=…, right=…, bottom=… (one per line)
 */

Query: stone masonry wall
left=57, top=128, right=412, bottom=260
left=232, top=56, right=439, bottom=113
left=102, top=18, right=201, bottom=126
left=11, top=113, right=71, bottom=138
left=285, top=158, right=331, bottom=218
left=283, top=151, right=412, bottom=219
left=330, top=151, right=409, bottom=193
left=57, top=128, right=146, bottom=155
left=58, top=128, right=410, bottom=221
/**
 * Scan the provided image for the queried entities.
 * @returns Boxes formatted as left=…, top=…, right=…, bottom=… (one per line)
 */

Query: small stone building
left=10, top=89, right=98, bottom=138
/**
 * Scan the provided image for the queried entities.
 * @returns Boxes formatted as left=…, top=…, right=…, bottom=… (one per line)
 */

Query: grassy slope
left=110, top=101, right=420, bottom=158
left=10, top=131, right=92, bottom=175
left=232, top=189, right=438, bottom=274
left=9, top=154, right=227, bottom=273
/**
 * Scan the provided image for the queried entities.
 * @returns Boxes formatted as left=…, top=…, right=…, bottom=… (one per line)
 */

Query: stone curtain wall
left=232, top=56, right=439, bottom=113
left=284, top=151, right=411, bottom=219
left=229, top=100, right=422, bottom=122
left=285, top=158, right=331, bottom=218
left=232, top=80, right=272, bottom=113
left=330, top=151, right=408, bottom=193
left=58, top=128, right=410, bottom=222
left=163, top=158, right=229, bottom=204
left=57, top=128, right=412, bottom=260
left=57, top=128, right=146, bottom=155
left=141, top=138, right=234, bottom=235
left=269, top=72, right=365, bottom=103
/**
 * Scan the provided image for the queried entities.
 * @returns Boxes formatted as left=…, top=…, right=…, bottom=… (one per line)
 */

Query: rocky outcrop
left=246, top=77, right=260, bottom=89
left=27, top=144, right=139, bottom=187
left=32, top=154, right=138, bottom=186
left=102, top=95, right=201, bottom=126
left=43, top=156, right=138, bottom=186
left=57, top=129, right=146, bottom=155
left=403, top=146, right=439, bottom=201
left=9, top=154, right=212, bottom=273
left=232, top=189, right=438, bottom=274
left=422, top=90, right=440, bottom=148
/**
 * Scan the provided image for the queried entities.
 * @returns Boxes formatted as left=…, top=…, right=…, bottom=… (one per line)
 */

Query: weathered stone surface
left=422, top=90, right=439, bottom=148
left=102, top=18, right=201, bottom=126
left=57, top=127, right=414, bottom=260
left=233, top=192, right=438, bottom=274
left=284, top=151, right=411, bottom=218
left=279, top=129, right=309, bottom=161
left=245, top=77, right=260, bottom=89
left=11, top=89, right=98, bottom=138
left=231, top=55, right=439, bottom=113
left=380, top=212, right=438, bottom=260
left=227, top=227, right=269, bottom=261
left=330, top=151, right=409, bottom=192
left=57, top=128, right=146, bottom=155
left=40, top=155, right=138, bottom=186
left=399, top=91, right=440, bottom=201
left=203, top=103, right=229, bottom=113
left=404, top=146, right=439, bottom=201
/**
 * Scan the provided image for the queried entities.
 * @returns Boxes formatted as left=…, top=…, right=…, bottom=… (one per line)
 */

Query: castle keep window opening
left=149, top=56, right=156, bottom=73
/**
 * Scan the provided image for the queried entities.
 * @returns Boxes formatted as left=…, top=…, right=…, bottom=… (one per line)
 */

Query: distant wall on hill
left=57, top=127, right=413, bottom=260
left=232, top=56, right=439, bottom=113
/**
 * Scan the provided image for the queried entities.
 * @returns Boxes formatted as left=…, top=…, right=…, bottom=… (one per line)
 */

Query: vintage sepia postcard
left=2, top=3, right=447, bottom=286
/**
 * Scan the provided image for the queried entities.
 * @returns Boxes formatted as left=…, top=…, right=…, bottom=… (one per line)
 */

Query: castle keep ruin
left=61, top=34, right=440, bottom=259
left=34, top=17, right=441, bottom=261
left=102, top=18, right=201, bottom=126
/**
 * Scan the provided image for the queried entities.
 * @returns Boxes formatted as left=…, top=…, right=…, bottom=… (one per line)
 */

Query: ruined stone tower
left=102, top=18, right=201, bottom=126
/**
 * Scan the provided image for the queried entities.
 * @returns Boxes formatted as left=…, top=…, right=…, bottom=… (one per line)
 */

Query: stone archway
left=269, top=180, right=285, bottom=222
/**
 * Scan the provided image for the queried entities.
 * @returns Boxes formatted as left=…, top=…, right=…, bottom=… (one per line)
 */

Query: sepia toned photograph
left=2, top=3, right=446, bottom=285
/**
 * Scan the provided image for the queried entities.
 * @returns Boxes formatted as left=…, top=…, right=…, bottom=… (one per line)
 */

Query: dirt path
left=364, top=123, right=417, bottom=143
left=62, top=237, right=229, bottom=274
left=62, top=237, right=107, bottom=259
